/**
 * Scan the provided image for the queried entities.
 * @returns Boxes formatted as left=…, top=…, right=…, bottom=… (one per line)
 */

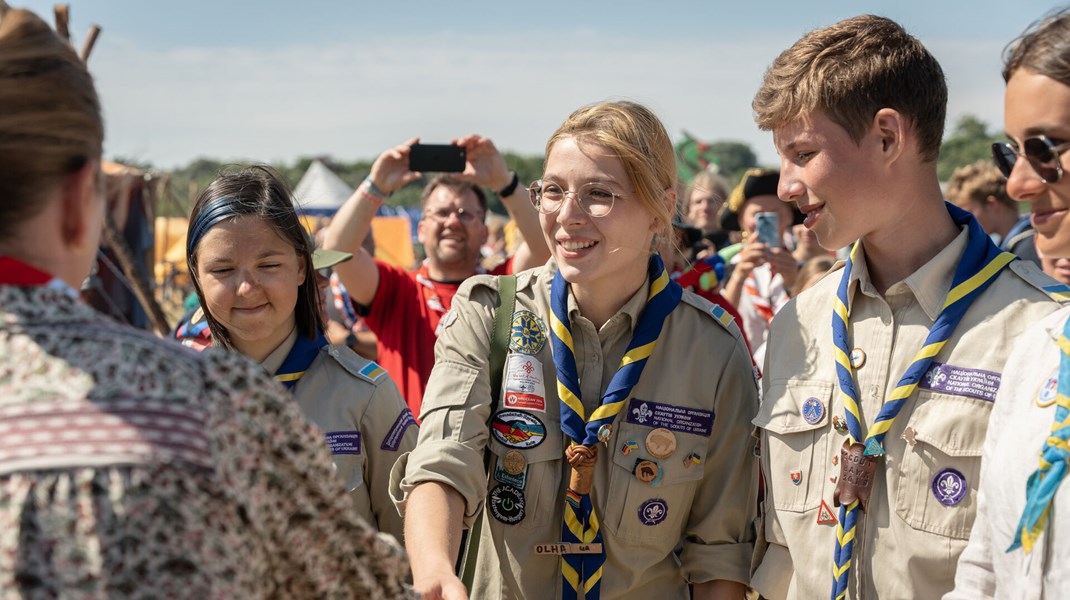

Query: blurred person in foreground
left=749, top=14, right=1062, bottom=600
left=948, top=8, right=1070, bottom=598
left=947, top=159, right=1040, bottom=265
left=324, top=136, right=550, bottom=418
left=0, top=4, right=410, bottom=597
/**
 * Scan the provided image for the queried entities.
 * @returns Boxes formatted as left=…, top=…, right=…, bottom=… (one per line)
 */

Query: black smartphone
left=409, top=143, right=466, bottom=173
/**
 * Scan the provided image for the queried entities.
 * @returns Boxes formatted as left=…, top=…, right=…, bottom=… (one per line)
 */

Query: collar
left=848, top=225, right=970, bottom=322
left=260, top=326, right=299, bottom=375
left=554, top=257, right=651, bottom=331
left=0, top=256, right=79, bottom=298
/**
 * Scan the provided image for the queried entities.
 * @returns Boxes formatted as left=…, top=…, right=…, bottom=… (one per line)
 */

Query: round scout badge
left=489, top=484, right=526, bottom=524
left=509, top=310, right=547, bottom=355
left=645, top=428, right=677, bottom=459
left=597, top=424, right=613, bottom=445
left=801, top=397, right=825, bottom=425
left=635, top=460, right=660, bottom=484
left=502, top=450, right=527, bottom=475
left=931, top=468, right=967, bottom=506
left=850, top=348, right=866, bottom=369
left=638, top=498, right=668, bottom=526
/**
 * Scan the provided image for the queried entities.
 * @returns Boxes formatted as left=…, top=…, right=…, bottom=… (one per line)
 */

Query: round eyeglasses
left=527, top=180, right=622, bottom=217
left=992, top=135, right=1070, bottom=184
left=423, top=206, right=483, bottom=225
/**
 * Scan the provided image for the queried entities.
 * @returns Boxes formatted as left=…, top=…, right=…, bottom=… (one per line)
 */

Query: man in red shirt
left=324, top=135, right=549, bottom=417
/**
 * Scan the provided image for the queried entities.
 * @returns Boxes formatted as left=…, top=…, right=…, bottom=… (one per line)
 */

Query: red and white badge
left=504, top=354, right=546, bottom=412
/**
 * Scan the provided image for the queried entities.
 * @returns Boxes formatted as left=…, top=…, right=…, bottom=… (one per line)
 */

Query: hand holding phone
left=754, top=211, right=781, bottom=248
left=409, top=143, right=466, bottom=173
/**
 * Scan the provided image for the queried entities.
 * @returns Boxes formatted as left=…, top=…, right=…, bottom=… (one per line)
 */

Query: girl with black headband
left=185, top=165, right=416, bottom=542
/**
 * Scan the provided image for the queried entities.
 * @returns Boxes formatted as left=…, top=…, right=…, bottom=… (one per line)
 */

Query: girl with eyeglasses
left=185, top=166, right=417, bottom=544
left=949, top=8, right=1070, bottom=598
left=391, top=101, right=758, bottom=600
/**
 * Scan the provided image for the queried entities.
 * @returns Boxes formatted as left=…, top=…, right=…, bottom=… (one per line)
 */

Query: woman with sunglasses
left=185, top=166, right=417, bottom=544
left=391, top=101, right=758, bottom=600
left=0, top=4, right=409, bottom=597
left=949, top=8, right=1070, bottom=598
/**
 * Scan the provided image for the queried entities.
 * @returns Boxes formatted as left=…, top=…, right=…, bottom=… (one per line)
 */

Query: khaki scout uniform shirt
left=751, top=229, right=1063, bottom=600
left=264, top=329, right=416, bottom=542
left=391, top=261, right=758, bottom=599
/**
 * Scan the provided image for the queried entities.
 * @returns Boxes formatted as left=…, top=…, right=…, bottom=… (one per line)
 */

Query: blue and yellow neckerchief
left=829, top=203, right=1015, bottom=600
left=1008, top=316, right=1070, bottom=553
left=274, top=332, right=327, bottom=391
left=549, top=254, right=681, bottom=600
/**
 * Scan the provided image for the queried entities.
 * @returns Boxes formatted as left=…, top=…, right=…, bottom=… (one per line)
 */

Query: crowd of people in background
left=3, top=1, right=1070, bottom=598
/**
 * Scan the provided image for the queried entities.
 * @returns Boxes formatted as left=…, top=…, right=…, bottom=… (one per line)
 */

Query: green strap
left=460, top=274, right=516, bottom=591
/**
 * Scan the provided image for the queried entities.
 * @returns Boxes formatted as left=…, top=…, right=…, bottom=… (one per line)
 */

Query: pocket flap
left=610, top=421, right=705, bottom=486
left=754, top=379, right=835, bottom=434
left=906, top=391, right=990, bottom=457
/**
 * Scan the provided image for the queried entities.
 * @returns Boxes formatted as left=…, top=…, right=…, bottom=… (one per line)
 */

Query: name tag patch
left=626, top=398, right=714, bottom=436
left=918, top=362, right=1001, bottom=402
left=325, top=431, right=362, bottom=455
left=504, top=354, right=546, bottom=412
left=380, top=409, right=416, bottom=451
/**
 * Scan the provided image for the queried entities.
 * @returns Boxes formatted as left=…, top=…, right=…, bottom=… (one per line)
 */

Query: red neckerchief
left=0, top=256, right=77, bottom=297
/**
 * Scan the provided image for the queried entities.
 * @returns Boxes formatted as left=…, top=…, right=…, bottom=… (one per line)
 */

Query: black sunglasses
left=991, top=135, right=1070, bottom=184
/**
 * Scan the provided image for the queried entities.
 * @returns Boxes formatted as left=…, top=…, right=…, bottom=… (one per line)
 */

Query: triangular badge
left=864, top=438, right=885, bottom=457
left=817, top=500, right=838, bottom=525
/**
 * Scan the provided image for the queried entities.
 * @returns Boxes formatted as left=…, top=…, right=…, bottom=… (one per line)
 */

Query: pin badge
left=502, top=450, right=527, bottom=475
left=620, top=440, right=638, bottom=455
left=597, top=424, right=613, bottom=445
left=863, top=438, right=885, bottom=457
left=901, top=426, right=917, bottom=447
left=832, top=455, right=839, bottom=466
left=682, top=452, right=703, bottom=468
left=1037, top=371, right=1058, bottom=408
left=817, top=500, right=838, bottom=525
left=850, top=348, right=866, bottom=369
left=829, top=475, right=838, bottom=483
left=832, top=415, right=849, bottom=434
left=801, top=397, right=825, bottom=425
left=635, top=460, right=660, bottom=484
left=645, top=428, right=677, bottom=459
left=932, top=468, right=967, bottom=506
left=790, top=470, right=803, bottom=485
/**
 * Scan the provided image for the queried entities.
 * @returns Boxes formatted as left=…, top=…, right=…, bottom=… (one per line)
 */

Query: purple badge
left=931, top=468, right=967, bottom=506
left=801, top=397, right=825, bottom=425
left=626, top=398, right=714, bottom=437
left=638, top=498, right=668, bottom=526
left=325, top=431, right=362, bottom=455
left=918, top=363, right=1001, bottom=402
left=381, top=409, right=417, bottom=451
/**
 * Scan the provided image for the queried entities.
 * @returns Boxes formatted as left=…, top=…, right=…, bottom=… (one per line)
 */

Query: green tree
left=938, top=115, right=1001, bottom=181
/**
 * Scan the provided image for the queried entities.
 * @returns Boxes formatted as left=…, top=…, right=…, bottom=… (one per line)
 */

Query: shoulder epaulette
left=679, top=291, right=745, bottom=341
left=323, top=345, right=388, bottom=383
left=1007, top=259, right=1070, bottom=303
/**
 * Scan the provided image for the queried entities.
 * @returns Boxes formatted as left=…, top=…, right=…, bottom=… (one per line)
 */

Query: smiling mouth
left=559, top=240, right=596, bottom=251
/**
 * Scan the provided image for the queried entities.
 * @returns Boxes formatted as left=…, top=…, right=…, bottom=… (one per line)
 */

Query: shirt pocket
left=754, top=379, right=835, bottom=513
left=601, top=420, right=705, bottom=547
left=331, top=452, right=367, bottom=493
left=893, top=390, right=990, bottom=540
left=487, top=423, right=563, bottom=531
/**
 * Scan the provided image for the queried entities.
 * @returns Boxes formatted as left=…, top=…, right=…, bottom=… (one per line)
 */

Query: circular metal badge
left=489, top=484, right=526, bottom=524
left=801, top=397, right=825, bottom=425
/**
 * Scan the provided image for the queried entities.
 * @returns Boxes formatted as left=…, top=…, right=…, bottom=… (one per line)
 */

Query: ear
left=296, top=252, right=308, bottom=283
left=872, top=108, right=907, bottom=164
left=59, top=160, right=103, bottom=252
left=416, top=218, right=427, bottom=246
left=653, top=186, right=678, bottom=233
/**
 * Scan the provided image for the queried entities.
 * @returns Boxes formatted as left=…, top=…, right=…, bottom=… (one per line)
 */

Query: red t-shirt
left=362, top=259, right=511, bottom=418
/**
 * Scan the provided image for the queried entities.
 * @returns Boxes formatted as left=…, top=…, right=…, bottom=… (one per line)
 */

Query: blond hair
left=683, top=169, right=728, bottom=213
left=545, top=101, right=676, bottom=239
left=752, top=14, right=946, bottom=163
left=0, top=3, right=103, bottom=238
left=946, top=160, right=1013, bottom=209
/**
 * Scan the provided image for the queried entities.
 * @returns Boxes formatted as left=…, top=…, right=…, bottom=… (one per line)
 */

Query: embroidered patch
left=357, top=361, right=386, bottom=382
left=489, top=484, right=525, bottom=524
left=626, top=398, right=714, bottom=436
left=801, top=396, right=825, bottom=425
left=380, top=409, right=416, bottom=451
left=509, top=310, right=547, bottom=354
left=325, top=431, right=362, bottom=455
left=503, top=354, right=546, bottom=412
left=1042, top=283, right=1070, bottom=302
left=932, top=468, right=968, bottom=506
left=709, top=304, right=734, bottom=327
left=638, top=498, right=668, bottom=526
left=918, top=362, right=1001, bottom=402
left=490, top=410, right=546, bottom=449
left=493, top=463, right=528, bottom=490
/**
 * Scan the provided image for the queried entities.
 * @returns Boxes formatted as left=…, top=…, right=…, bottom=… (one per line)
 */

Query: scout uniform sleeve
left=362, top=377, right=418, bottom=544
left=392, top=277, right=498, bottom=527
left=679, top=332, right=760, bottom=585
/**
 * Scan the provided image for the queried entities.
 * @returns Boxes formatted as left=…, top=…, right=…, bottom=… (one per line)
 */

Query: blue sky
left=17, top=0, right=1064, bottom=168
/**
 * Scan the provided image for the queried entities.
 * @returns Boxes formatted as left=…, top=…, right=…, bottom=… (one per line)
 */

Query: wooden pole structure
left=79, top=24, right=100, bottom=62
left=53, top=4, right=69, bottom=43
left=101, top=212, right=171, bottom=336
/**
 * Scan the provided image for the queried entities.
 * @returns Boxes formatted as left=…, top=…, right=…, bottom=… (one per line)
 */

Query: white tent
left=293, top=159, right=354, bottom=216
